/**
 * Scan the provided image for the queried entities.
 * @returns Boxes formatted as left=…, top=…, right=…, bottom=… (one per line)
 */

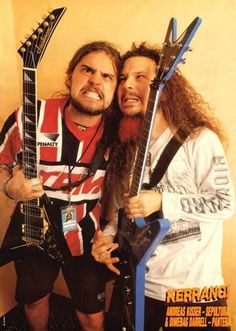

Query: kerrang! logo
left=37, top=24, right=53, bottom=54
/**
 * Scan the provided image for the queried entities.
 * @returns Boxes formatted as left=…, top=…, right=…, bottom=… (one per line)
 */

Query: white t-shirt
left=103, top=127, right=235, bottom=301
left=144, top=127, right=235, bottom=301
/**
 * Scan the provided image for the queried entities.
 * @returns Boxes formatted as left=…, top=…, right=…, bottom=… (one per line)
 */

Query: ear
left=66, top=76, right=72, bottom=90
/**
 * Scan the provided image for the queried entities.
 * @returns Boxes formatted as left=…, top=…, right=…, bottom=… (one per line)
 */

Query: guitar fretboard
left=129, top=86, right=161, bottom=198
left=22, top=68, right=38, bottom=181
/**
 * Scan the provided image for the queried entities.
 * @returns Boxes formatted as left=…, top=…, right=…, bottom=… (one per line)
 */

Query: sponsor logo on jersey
left=37, top=133, right=59, bottom=147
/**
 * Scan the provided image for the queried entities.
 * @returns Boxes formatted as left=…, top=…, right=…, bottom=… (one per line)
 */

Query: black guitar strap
left=147, top=131, right=188, bottom=188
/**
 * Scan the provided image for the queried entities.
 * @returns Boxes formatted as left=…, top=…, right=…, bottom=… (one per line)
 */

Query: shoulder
left=186, top=128, right=222, bottom=150
left=40, top=97, right=68, bottom=112
left=181, top=128, right=225, bottom=163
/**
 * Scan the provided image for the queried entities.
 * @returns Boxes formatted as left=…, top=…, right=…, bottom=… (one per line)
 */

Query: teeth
left=85, top=91, right=100, bottom=100
left=124, top=98, right=138, bottom=103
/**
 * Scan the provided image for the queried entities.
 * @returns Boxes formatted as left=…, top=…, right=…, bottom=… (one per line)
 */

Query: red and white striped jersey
left=0, top=98, right=109, bottom=256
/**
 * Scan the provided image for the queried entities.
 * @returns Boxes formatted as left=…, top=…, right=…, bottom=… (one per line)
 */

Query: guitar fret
left=128, top=87, right=159, bottom=199
left=23, top=139, right=37, bottom=147
left=24, top=130, right=36, bottom=137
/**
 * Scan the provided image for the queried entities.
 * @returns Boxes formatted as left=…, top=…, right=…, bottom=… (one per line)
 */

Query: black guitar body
left=0, top=195, right=69, bottom=267
left=106, top=212, right=170, bottom=331
left=0, top=202, right=41, bottom=266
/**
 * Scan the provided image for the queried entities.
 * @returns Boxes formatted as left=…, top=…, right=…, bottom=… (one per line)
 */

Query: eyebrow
left=81, top=64, right=116, bottom=79
left=120, top=70, right=148, bottom=76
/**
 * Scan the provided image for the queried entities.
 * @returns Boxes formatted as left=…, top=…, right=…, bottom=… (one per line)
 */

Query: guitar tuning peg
left=37, top=27, right=43, bottom=33
left=49, top=14, right=55, bottom=20
left=20, top=47, right=26, bottom=53
left=26, top=41, right=32, bottom=46
left=32, top=34, right=37, bottom=40
left=43, top=21, right=49, bottom=27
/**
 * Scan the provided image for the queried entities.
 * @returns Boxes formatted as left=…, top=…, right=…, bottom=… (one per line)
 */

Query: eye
left=103, top=73, right=113, bottom=81
left=136, top=74, right=146, bottom=80
left=118, top=76, right=126, bottom=83
left=82, top=66, right=92, bottom=74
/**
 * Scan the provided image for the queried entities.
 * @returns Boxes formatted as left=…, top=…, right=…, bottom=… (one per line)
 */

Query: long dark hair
left=102, top=42, right=227, bottom=208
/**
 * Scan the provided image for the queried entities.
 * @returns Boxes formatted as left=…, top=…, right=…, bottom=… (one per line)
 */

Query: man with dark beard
left=0, top=41, right=120, bottom=331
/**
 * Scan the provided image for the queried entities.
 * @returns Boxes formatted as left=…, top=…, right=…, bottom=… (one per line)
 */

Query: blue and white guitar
left=106, top=16, right=202, bottom=331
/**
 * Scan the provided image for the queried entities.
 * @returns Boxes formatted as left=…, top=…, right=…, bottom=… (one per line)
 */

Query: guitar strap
left=147, top=130, right=188, bottom=188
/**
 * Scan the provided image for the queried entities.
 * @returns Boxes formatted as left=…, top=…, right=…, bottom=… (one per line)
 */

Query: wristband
left=1, top=175, right=15, bottom=200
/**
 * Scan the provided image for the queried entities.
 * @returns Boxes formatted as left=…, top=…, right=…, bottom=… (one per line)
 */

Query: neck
left=151, top=109, right=168, bottom=140
left=67, top=104, right=102, bottom=127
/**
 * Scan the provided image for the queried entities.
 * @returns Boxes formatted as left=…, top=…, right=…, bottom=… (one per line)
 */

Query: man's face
left=118, top=56, right=157, bottom=116
left=69, top=51, right=117, bottom=115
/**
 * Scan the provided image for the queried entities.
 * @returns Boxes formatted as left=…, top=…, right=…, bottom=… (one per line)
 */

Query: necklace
left=77, top=123, right=88, bottom=131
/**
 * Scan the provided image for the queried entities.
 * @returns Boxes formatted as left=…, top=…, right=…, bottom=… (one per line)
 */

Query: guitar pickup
left=21, top=203, right=44, bottom=218
left=22, top=224, right=45, bottom=243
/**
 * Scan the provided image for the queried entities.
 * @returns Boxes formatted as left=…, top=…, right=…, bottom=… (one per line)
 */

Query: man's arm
left=0, top=165, right=44, bottom=201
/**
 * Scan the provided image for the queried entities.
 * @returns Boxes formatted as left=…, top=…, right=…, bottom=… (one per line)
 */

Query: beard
left=119, top=113, right=144, bottom=143
left=69, top=95, right=104, bottom=116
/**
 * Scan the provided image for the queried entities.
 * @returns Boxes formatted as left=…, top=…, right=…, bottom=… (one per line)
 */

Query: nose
left=88, top=72, right=102, bottom=85
left=121, top=76, right=134, bottom=90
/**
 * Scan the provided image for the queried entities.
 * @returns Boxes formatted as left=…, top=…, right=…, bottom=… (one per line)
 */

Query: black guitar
left=107, top=17, right=202, bottom=331
left=0, top=7, right=68, bottom=267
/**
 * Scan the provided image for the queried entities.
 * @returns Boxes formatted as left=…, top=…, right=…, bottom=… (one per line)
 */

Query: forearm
left=0, top=165, right=14, bottom=200
left=162, top=189, right=235, bottom=223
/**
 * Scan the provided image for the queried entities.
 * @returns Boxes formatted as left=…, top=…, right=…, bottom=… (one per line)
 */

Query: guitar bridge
left=20, top=203, right=48, bottom=244
left=22, top=224, right=45, bottom=244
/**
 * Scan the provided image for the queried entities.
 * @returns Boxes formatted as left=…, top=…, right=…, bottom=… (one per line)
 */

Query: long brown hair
left=58, top=41, right=122, bottom=147
left=103, top=42, right=227, bottom=208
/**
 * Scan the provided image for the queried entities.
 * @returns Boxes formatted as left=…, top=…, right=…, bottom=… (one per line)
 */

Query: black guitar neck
left=22, top=68, right=38, bottom=180
left=129, top=87, right=161, bottom=198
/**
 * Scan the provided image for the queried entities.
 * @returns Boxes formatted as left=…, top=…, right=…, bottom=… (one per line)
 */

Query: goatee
left=69, top=96, right=104, bottom=116
left=119, top=114, right=143, bottom=143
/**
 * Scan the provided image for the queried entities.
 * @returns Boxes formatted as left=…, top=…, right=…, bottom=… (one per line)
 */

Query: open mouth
left=123, top=97, right=139, bottom=103
left=83, top=90, right=102, bottom=100
left=122, top=93, right=140, bottom=105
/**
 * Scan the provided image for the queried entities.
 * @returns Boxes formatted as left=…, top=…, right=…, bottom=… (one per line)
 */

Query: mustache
left=121, top=91, right=142, bottom=102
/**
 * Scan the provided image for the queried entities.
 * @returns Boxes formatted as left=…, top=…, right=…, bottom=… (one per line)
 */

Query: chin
left=121, top=108, right=142, bottom=116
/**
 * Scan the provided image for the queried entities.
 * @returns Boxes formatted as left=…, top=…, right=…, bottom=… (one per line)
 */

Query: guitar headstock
left=152, top=17, right=202, bottom=88
left=18, top=7, right=66, bottom=68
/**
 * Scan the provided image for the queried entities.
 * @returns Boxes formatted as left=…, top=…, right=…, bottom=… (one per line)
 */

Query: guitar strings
left=23, top=20, right=48, bottom=243
left=119, top=44, right=170, bottom=240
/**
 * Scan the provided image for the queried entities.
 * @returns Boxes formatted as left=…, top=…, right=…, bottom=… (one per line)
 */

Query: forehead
left=79, top=51, right=117, bottom=76
left=121, top=56, right=157, bottom=75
